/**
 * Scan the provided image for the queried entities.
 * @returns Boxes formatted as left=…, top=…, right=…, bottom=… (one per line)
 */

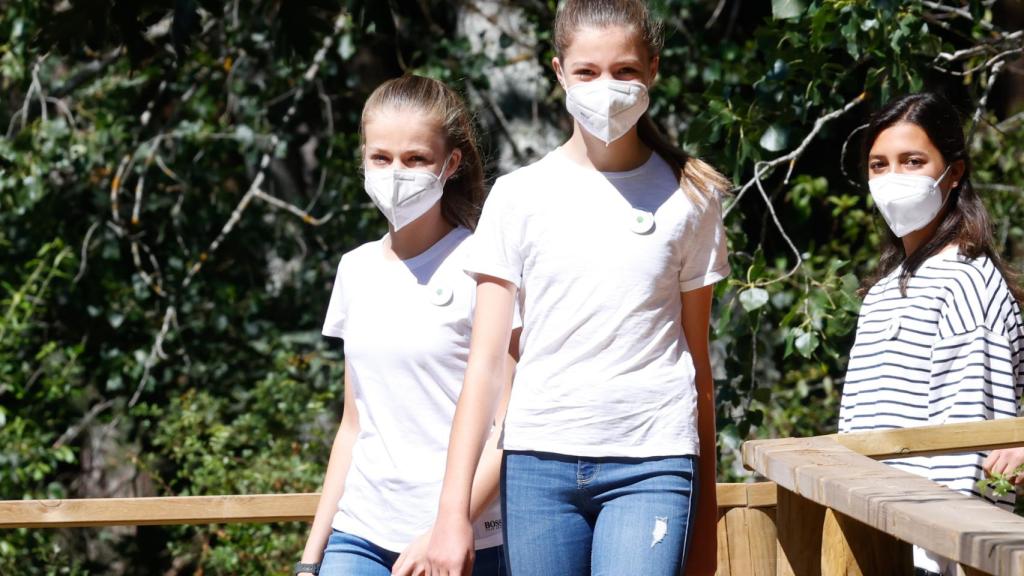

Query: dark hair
left=361, top=75, right=485, bottom=230
left=553, top=0, right=731, bottom=200
left=861, top=92, right=1023, bottom=302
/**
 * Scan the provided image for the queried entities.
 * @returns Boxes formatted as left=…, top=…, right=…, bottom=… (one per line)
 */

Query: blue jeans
left=500, top=451, right=698, bottom=576
left=319, top=530, right=505, bottom=576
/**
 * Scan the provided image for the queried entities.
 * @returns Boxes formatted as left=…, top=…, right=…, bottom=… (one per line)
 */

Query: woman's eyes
left=868, top=158, right=925, bottom=171
left=367, top=154, right=432, bottom=166
left=574, top=68, right=640, bottom=78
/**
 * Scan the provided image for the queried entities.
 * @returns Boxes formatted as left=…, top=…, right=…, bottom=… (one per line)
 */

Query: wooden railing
left=0, top=484, right=774, bottom=529
left=2, top=418, right=1021, bottom=575
left=744, top=418, right=1024, bottom=576
left=0, top=482, right=780, bottom=574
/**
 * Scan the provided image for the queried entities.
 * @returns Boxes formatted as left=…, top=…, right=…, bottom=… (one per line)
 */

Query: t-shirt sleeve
left=464, top=177, right=524, bottom=288
left=679, top=190, right=731, bottom=292
left=463, top=232, right=523, bottom=330
left=928, top=321, right=1020, bottom=509
left=929, top=326, right=1020, bottom=423
left=321, top=256, right=348, bottom=339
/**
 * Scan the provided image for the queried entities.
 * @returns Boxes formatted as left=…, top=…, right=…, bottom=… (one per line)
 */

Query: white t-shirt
left=466, top=148, right=730, bottom=458
left=322, top=227, right=503, bottom=552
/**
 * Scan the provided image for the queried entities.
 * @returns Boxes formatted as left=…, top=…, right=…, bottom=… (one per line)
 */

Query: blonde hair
left=554, top=0, right=731, bottom=200
left=361, top=75, right=486, bottom=230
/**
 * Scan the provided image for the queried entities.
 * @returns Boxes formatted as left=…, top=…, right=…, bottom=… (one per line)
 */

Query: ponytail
left=637, top=114, right=731, bottom=201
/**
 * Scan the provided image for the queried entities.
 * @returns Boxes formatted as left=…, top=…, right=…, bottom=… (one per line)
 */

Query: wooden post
left=716, top=507, right=777, bottom=576
left=716, top=510, right=732, bottom=576
left=820, top=508, right=912, bottom=576
left=776, top=488, right=825, bottom=576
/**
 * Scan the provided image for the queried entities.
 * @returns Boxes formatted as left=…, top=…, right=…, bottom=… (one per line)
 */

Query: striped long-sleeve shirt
left=840, top=249, right=1023, bottom=513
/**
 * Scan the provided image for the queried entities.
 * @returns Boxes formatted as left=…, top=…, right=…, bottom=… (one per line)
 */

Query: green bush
left=1, top=1, right=1021, bottom=572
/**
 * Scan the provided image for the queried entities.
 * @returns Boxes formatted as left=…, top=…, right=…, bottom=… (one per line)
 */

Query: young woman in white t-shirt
left=428, top=1, right=731, bottom=575
left=295, top=75, right=511, bottom=576
left=840, top=92, right=1024, bottom=576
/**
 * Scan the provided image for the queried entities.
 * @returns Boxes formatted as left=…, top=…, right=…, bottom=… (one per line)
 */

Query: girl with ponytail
left=429, top=1, right=729, bottom=574
left=297, top=75, right=511, bottom=576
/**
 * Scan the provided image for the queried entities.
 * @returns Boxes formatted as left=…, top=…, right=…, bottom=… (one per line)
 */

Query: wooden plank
left=834, top=417, right=1024, bottom=459
left=820, top=508, right=911, bottom=576
left=734, top=507, right=776, bottom=576
left=725, top=508, right=755, bottom=576
left=0, top=484, right=776, bottom=529
left=777, top=488, right=824, bottom=576
left=716, top=510, right=732, bottom=576
left=715, top=506, right=777, bottom=576
left=743, top=435, right=1024, bottom=575
left=716, top=482, right=777, bottom=509
left=0, top=494, right=320, bottom=528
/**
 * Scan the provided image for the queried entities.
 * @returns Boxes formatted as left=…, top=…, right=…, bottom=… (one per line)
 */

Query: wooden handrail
left=0, top=494, right=321, bottom=529
left=834, top=417, right=1024, bottom=459
left=0, top=482, right=775, bottom=529
left=743, top=433, right=1024, bottom=575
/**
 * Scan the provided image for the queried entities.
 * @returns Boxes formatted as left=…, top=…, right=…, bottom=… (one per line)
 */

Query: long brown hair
left=361, top=75, right=486, bottom=230
left=861, top=92, right=1024, bottom=302
left=553, top=0, right=731, bottom=200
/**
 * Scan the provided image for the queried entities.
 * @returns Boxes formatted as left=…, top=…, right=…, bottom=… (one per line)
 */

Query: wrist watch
left=293, top=562, right=321, bottom=575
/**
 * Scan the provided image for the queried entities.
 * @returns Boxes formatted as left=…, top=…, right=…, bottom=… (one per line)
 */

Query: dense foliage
left=1, top=0, right=1021, bottom=573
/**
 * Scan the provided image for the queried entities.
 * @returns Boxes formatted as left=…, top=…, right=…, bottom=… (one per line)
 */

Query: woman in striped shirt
left=840, top=92, right=1024, bottom=576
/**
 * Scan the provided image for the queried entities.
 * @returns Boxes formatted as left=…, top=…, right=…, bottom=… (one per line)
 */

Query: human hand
left=426, top=514, right=474, bottom=576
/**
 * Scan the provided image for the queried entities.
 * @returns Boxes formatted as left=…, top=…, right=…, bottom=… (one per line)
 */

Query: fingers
left=425, top=556, right=471, bottom=576
left=983, top=451, right=998, bottom=474
left=392, top=554, right=409, bottom=576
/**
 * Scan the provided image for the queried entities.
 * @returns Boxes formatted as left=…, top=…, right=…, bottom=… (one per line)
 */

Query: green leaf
left=772, top=0, right=806, bottom=20
left=795, top=330, right=820, bottom=358
left=759, top=124, right=790, bottom=152
left=739, top=288, right=770, bottom=312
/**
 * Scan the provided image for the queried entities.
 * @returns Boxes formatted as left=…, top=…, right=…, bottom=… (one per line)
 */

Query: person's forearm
left=468, top=352, right=515, bottom=522
left=300, top=421, right=358, bottom=564
left=468, top=426, right=502, bottom=523
left=680, top=286, right=718, bottom=575
left=300, top=365, right=360, bottom=568
left=438, top=363, right=505, bottom=520
left=695, top=369, right=717, bottom=513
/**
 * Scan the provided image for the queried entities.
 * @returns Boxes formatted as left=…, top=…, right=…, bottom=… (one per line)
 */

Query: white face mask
left=363, top=154, right=452, bottom=231
left=868, top=165, right=952, bottom=237
left=564, top=79, right=650, bottom=144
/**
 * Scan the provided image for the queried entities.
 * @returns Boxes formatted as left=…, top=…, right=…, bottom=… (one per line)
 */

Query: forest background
left=1, top=0, right=1023, bottom=573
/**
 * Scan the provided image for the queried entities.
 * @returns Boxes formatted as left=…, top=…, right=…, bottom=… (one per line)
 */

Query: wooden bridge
left=2, top=418, right=1023, bottom=575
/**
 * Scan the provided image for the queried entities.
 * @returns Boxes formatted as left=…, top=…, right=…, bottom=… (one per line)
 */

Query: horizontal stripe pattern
left=840, top=252, right=1023, bottom=512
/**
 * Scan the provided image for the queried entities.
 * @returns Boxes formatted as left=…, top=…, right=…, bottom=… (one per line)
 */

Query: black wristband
left=293, top=562, right=320, bottom=575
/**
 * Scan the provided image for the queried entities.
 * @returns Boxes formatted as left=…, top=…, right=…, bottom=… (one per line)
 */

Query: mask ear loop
left=436, top=152, right=454, bottom=187
left=933, top=163, right=956, bottom=213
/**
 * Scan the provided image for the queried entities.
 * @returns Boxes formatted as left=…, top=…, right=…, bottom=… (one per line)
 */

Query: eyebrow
left=365, top=147, right=434, bottom=156
left=868, top=150, right=930, bottom=158
left=570, top=59, right=644, bottom=68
